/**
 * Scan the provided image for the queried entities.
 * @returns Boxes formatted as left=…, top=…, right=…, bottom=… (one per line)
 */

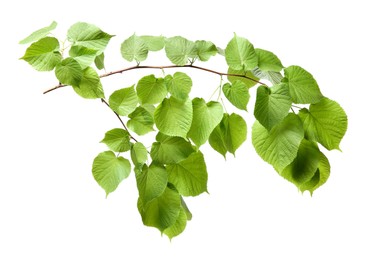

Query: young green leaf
left=188, top=98, right=223, bottom=147
left=252, top=68, right=283, bottom=85
left=72, top=67, right=104, bottom=99
left=165, top=36, right=197, bottom=65
left=255, top=48, right=283, bottom=72
left=121, top=34, right=148, bottom=62
left=136, top=75, right=167, bottom=105
left=20, top=37, right=62, bottom=71
left=225, top=33, right=258, bottom=71
left=163, top=208, right=187, bottom=240
left=55, top=58, right=83, bottom=86
left=195, top=40, right=218, bottom=61
left=19, top=21, right=57, bottom=44
left=298, top=98, right=348, bottom=151
left=165, top=72, right=192, bottom=102
left=109, top=85, right=138, bottom=116
left=92, top=151, right=131, bottom=197
left=69, top=46, right=98, bottom=69
left=222, top=80, right=250, bottom=111
left=127, top=105, right=155, bottom=136
left=130, top=142, right=148, bottom=167
left=94, top=52, right=105, bottom=70
left=140, top=35, right=165, bottom=51
left=100, top=128, right=131, bottom=152
left=227, top=67, right=259, bottom=88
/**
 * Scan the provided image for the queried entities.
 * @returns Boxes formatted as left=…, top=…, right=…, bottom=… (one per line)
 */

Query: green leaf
left=252, top=113, right=304, bottom=172
left=127, top=105, right=155, bottom=136
left=72, top=67, right=104, bottom=99
left=130, top=142, right=148, bottom=167
left=181, top=197, right=192, bottom=220
left=282, top=65, right=323, bottom=104
left=55, top=57, right=83, bottom=86
left=163, top=208, right=187, bottom=239
left=136, top=164, right=168, bottom=205
left=165, top=36, right=197, bottom=65
left=19, top=21, right=57, bottom=44
left=67, top=22, right=113, bottom=53
left=109, top=85, right=138, bottom=116
left=225, top=33, right=258, bottom=71
left=69, top=46, right=98, bottom=69
left=255, top=48, right=283, bottom=72
left=121, top=34, right=148, bottom=62
left=167, top=151, right=208, bottom=196
left=254, top=84, right=292, bottom=131
left=154, top=97, right=193, bottom=138
left=165, top=72, right=192, bottom=102
left=227, top=68, right=259, bottom=88
left=92, top=151, right=131, bottom=196
left=136, top=75, right=167, bottom=104
left=252, top=68, right=283, bottom=85
left=222, top=80, right=250, bottom=110
left=150, top=133, right=194, bottom=164
left=141, top=35, right=165, bottom=51
left=188, top=98, right=223, bottom=146
left=94, top=52, right=105, bottom=70
left=20, top=37, right=62, bottom=71
left=138, top=187, right=181, bottom=232
left=298, top=98, right=348, bottom=150
left=100, top=128, right=131, bottom=152
left=195, top=40, right=218, bottom=61
left=209, top=113, right=247, bottom=157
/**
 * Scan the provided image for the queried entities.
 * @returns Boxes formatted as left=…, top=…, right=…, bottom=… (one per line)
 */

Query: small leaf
left=163, top=208, right=187, bottom=240
left=195, top=40, right=217, bottom=61
left=127, top=105, right=155, bottom=136
left=227, top=68, right=259, bottom=88
left=109, top=85, right=138, bottom=116
left=166, top=72, right=192, bottom=102
left=121, top=34, right=149, bottom=62
left=225, top=33, right=258, bottom=71
left=69, top=46, right=98, bottom=69
left=141, top=35, right=165, bottom=51
left=252, top=68, right=283, bottom=85
left=94, top=52, right=105, bottom=70
left=130, top=142, right=148, bottom=167
left=255, top=48, right=283, bottom=72
left=136, top=75, right=167, bottom=105
left=55, top=57, right=83, bottom=86
left=100, top=128, right=131, bottom=152
left=181, top=197, right=192, bottom=220
left=19, top=21, right=57, bottom=44
left=298, top=98, right=348, bottom=150
left=92, top=151, right=131, bottom=196
left=167, top=151, right=208, bottom=197
left=188, top=98, right=223, bottom=146
left=72, top=67, right=104, bottom=99
left=282, top=65, right=323, bottom=104
left=254, top=84, right=292, bottom=130
left=20, top=37, right=62, bottom=71
left=222, top=80, right=250, bottom=110
left=165, top=36, right=197, bottom=65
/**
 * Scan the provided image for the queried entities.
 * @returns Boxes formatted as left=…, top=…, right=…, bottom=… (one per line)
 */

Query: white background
left=1, top=0, right=369, bottom=259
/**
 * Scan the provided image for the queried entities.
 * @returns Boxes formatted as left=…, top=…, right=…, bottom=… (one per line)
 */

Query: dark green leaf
left=225, top=33, right=258, bottom=71
left=55, top=57, right=83, bottom=86
left=163, top=208, right=187, bottom=239
left=136, top=75, right=167, bottom=105
left=222, top=80, right=250, bottom=110
left=121, top=34, right=148, bottom=62
left=100, top=128, right=131, bottom=152
left=109, top=85, right=138, bottom=116
left=165, top=36, right=197, bottom=65
left=72, top=67, right=104, bottom=99
left=19, top=21, right=57, bottom=44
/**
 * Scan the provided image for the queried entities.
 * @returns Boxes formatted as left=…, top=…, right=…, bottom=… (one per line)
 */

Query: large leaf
left=254, top=84, right=292, bottom=130
left=67, top=22, right=113, bottom=53
left=298, top=98, right=347, bottom=150
left=55, top=57, right=83, bottom=86
left=225, top=34, right=258, bottom=71
left=109, top=85, right=138, bottom=116
left=227, top=68, right=259, bottom=88
left=222, top=80, right=250, bottom=110
left=208, top=113, right=247, bottom=157
left=255, top=48, right=283, bottom=72
left=154, top=97, right=193, bottom=138
left=127, top=105, right=155, bottom=136
left=92, top=151, right=131, bottom=196
left=141, top=35, right=165, bottom=51
left=188, top=98, right=223, bottom=146
left=195, top=40, right=217, bottom=61
left=100, top=128, right=131, bottom=153
left=20, top=37, right=62, bottom=71
left=136, top=75, right=167, bottom=105
left=130, top=142, right=148, bottom=167
left=69, top=46, right=98, bottom=69
left=165, top=72, right=192, bottom=102
left=167, top=151, right=208, bottom=196
left=165, top=36, right=197, bottom=65
left=252, top=113, right=304, bottom=172
left=72, top=67, right=104, bottom=99
left=19, top=21, right=57, bottom=44
left=121, top=34, right=149, bottom=62
left=282, top=65, right=323, bottom=104
left=163, top=208, right=187, bottom=240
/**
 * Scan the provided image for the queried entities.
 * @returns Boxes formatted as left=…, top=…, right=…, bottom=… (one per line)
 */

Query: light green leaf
left=255, top=48, right=283, bottom=72
left=188, top=98, right=223, bottom=146
left=67, top=22, right=113, bottom=53
left=254, top=84, right=292, bottom=130
left=92, top=151, right=131, bottom=196
left=109, top=85, right=138, bottom=116
left=151, top=133, right=194, bottom=164
left=72, top=67, right=104, bottom=99
left=136, top=75, right=167, bottom=104
left=138, top=187, right=181, bottom=232
left=165, top=36, right=197, bottom=65
left=282, top=65, right=323, bottom=104
left=298, top=98, right=347, bottom=150
left=217, top=47, right=225, bottom=56
left=165, top=72, right=192, bottom=102
left=195, top=40, right=217, bottom=61
left=225, top=34, right=258, bottom=71
left=181, top=197, right=192, bottom=220
left=94, top=52, right=105, bottom=70
left=252, top=68, right=283, bottom=85
left=209, top=113, right=247, bottom=157
left=69, top=46, right=98, bottom=69
left=100, top=128, right=131, bottom=152
left=222, top=80, right=250, bottom=110
left=252, top=113, right=304, bottom=172
left=127, top=105, right=155, bottom=135
left=19, top=21, right=57, bottom=44
left=163, top=208, right=187, bottom=239
left=55, top=57, right=83, bottom=86
left=227, top=68, right=259, bottom=88
left=154, top=97, right=193, bottom=138
left=20, top=37, right=62, bottom=71
left=121, top=34, right=148, bottom=62
left=167, top=151, right=208, bottom=196
left=141, top=35, right=165, bottom=51
left=136, top=164, right=168, bottom=205
left=130, top=142, right=148, bottom=167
